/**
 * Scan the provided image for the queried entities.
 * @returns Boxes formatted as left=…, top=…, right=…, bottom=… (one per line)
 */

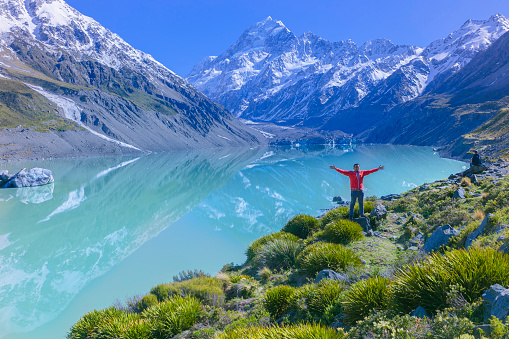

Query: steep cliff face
left=358, top=31, right=509, bottom=154
left=187, top=15, right=509, bottom=127
left=0, top=0, right=265, bottom=158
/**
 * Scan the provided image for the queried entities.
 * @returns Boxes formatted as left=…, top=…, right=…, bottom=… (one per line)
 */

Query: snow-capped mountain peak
left=0, top=0, right=265, bottom=153
left=0, top=0, right=178, bottom=84
left=187, top=13, right=509, bottom=124
left=250, top=16, right=287, bottom=34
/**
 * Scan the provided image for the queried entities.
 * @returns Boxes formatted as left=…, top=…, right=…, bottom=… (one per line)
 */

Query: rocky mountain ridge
left=0, top=0, right=265, bottom=160
left=187, top=14, right=509, bottom=126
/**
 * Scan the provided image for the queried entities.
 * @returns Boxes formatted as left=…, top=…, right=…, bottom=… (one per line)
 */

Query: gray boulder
left=419, top=184, right=430, bottom=191
left=465, top=214, right=492, bottom=249
left=498, top=242, right=509, bottom=254
left=462, top=164, right=488, bottom=177
left=409, top=232, right=425, bottom=246
left=452, top=187, right=466, bottom=200
left=482, top=284, right=509, bottom=322
left=332, top=196, right=344, bottom=204
left=473, top=325, right=492, bottom=338
left=396, top=216, right=406, bottom=225
left=1, top=168, right=54, bottom=188
left=468, top=174, right=479, bottom=184
left=371, top=204, right=388, bottom=219
left=352, top=217, right=371, bottom=232
left=381, top=194, right=401, bottom=201
left=422, top=225, right=460, bottom=253
left=0, top=170, right=10, bottom=187
left=314, top=269, right=348, bottom=284
left=410, top=306, right=429, bottom=319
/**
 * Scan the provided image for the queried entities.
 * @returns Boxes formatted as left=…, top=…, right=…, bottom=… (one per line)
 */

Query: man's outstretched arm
left=363, top=165, right=385, bottom=175
left=330, top=165, right=349, bottom=175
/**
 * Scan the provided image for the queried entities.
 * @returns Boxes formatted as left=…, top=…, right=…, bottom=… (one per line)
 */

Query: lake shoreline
left=0, top=139, right=478, bottom=165
left=65, top=155, right=509, bottom=339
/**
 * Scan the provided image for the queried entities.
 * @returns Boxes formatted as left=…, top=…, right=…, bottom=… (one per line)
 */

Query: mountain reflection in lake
left=0, top=147, right=265, bottom=337
left=0, top=145, right=466, bottom=339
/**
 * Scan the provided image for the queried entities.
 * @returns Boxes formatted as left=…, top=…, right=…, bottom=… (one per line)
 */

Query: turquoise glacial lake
left=0, top=145, right=466, bottom=339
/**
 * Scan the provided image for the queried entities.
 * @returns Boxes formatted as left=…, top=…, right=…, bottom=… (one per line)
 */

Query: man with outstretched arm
left=329, top=163, right=384, bottom=219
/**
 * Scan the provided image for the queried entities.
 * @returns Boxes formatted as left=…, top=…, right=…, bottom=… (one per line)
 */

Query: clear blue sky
left=65, top=0, right=509, bottom=77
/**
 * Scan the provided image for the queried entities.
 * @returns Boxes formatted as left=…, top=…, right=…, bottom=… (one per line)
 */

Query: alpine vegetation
left=68, top=159, right=509, bottom=338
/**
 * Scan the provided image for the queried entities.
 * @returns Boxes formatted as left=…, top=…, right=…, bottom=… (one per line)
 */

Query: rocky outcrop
left=452, top=187, right=466, bottom=200
left=314, top=269, right=348, bottom=284
left=462, top=165, right=488, bottom=177
left=422, top=225, right=460, bottom=253
left=466, top=214, right=493, bottom=248
left=371, top=204, right=388, bottom=219
left=482, top=284, right=509, bottom=322
left=353, top=217, right=372, bottom=233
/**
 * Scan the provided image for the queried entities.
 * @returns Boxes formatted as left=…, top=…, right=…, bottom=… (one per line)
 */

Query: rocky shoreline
left=66, top=153, right=509, bottom=338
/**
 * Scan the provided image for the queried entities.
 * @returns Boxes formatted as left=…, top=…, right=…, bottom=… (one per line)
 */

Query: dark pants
left=350, top=190, right=364, bottom=218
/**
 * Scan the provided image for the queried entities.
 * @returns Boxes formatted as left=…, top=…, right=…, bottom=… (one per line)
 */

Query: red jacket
left=334, top=168, right=379, bottom=191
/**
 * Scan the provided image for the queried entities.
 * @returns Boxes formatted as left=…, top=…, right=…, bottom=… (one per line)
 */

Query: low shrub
left=134, top=294, right=159, bottom=313
left=319, top=207, right=349, bottom=228
left=173, top=269, right=207, bottom=282
left=488, top=316, right=509, bottom=338
left=349, top=310, right=474, bottom=339
left=322, top=219, right=364, bottom=244
left=229, top=274, right=252, bottom=284
left=95, top=312, right=143, bottom=339
left=246, top=232, right=300, bottom=262
left=473, top=209, right=485, bottom=221
left=306, top=280, right=345, bottom=319
left=150, top=276, right=225, bottom=306
left=142, top=295, right=202, bottom=338
left=430, top=310, right=475, bottom=339
left=297, top=242, right=363, bottom=277
left=391, top=198, right=416, bottom=213
left=282, top=215, right=319, bottom=239
left=363, top=201, right=376, bottom=215
left=257, top=267, right=272, bottom=282
left=226, top=276, right=259, bottom=299
left=461, top=177, right=472, bottom=187
left=348, top=311, right=430, bottom=339
left=427, top=206, right=472, bottom=229
left=262, top=285, right=296, bottom=321
left=253, top=238, right=303, bottom=270
left=68, top=307, right=125, bottom=339
left=390, top=247, right=509, bottom=314
left=342, top=276, right=390, bottom=324
left=447, top=221, right=479, bottom=249
left=121, top=319, right=153, bottom=339
left=216, top=323, right=346, bottom=339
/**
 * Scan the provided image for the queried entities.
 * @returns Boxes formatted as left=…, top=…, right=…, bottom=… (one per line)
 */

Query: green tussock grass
left=246, top=231, right=300, bottom=262
left=282, top=214, right=320, bottom=239
left=390, top=247, right=509, bottom=314
left=150, top=275, right=225, bottom=306
left=464, top=107, right=509, bottom=140
left=297, top=242, right=363, bottom=277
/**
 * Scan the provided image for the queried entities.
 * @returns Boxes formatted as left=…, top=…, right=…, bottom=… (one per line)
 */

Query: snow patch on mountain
left=26, top=83, right=142, bottom=150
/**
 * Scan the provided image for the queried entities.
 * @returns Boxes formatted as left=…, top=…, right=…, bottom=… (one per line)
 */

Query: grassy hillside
left=0, top=77, right=78, bottom=131
left=453, top=106, right=509, bottom=159
left=68, top=161, right=509, bottom=338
